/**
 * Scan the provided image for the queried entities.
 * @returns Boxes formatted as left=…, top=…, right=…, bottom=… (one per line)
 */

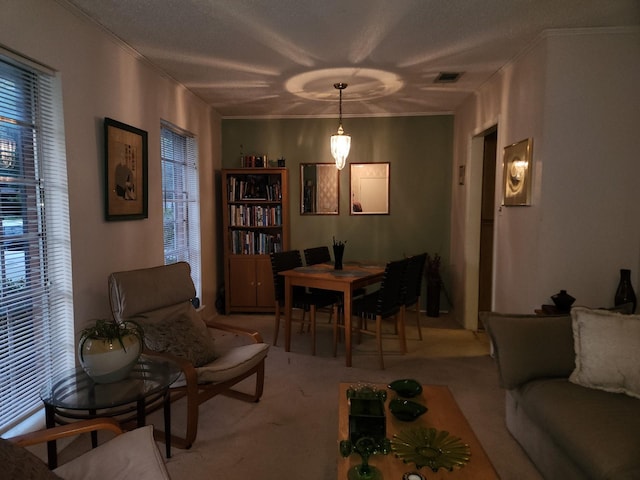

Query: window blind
left=160, top=123, right=201, bottom=297
left=0, top=53, right=74, bottom=434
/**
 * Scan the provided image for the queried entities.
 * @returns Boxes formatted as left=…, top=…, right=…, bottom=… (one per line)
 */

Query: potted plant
left=426, top=253, right=442, bottom=317
left=78, top=319, right=144, bottom=384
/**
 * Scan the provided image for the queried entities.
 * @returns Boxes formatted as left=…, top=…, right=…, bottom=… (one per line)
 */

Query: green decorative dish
left=391, top=427, right=471, bottom=472
left=388, top=379, right=423, bottom=398
left=389, top=398, right=427, bottom=422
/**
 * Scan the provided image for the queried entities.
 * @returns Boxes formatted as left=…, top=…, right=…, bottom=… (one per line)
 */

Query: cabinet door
left=255, top=256, right=275, bottom=308
left=228, top=256, right=257, bottom=308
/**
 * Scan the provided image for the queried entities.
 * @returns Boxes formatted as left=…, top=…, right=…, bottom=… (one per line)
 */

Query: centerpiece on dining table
left=333, top=237, right=347, bottom=270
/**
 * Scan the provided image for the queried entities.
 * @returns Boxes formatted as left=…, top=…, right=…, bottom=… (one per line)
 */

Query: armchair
left=108, top=262, right=269, bottom=449
left=3, top=418, right=171, bottom=480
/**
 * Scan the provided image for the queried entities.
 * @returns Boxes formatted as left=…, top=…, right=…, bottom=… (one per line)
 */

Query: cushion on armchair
left=133, top=302, right=218, bottom=367
left=53, top=425, right=170, bottom=480
left=480, top=311, right=575, bottom=389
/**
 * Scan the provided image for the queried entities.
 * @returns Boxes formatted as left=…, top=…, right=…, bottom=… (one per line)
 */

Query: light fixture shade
left=331, top=124, right=351, bottom=171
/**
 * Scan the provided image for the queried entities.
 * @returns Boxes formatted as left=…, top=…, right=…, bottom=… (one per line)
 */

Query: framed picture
left=350, top=162, right=390, bottom=215
left=104, top=118, right=148, bottom=221
left=503, top=138, right=532, bottom=206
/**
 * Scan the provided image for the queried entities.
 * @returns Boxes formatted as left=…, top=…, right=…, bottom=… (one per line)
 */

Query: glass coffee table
left=40, top=355, right=181, bottom=469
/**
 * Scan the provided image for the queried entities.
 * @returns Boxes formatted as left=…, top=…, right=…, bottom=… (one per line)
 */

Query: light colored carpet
left=59, top=312, right=543, bottom=480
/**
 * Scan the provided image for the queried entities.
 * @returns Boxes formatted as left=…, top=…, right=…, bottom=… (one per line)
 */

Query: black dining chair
left=303, top=246, right=332, bottom=265
left=270, top=250, right=339, bottom=355
left=336, top=257, right=409, bottom=369
left=402, top=253, right=427, bottom=340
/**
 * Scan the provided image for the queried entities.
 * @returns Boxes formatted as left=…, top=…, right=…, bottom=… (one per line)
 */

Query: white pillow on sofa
left=570, top=307, right=640, bottom=399
left=53, top=425, right=171, bottom=480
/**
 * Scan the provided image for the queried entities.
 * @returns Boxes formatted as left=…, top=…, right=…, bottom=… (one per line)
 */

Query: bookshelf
left=222, top=168, right=289, bottom=313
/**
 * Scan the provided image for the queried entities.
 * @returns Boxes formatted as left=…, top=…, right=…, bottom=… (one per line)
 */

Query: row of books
left=230, top=231, right=282, bottom=255
left=227, top=176, right=282, bottom=201
left=228, top=204, right=282, bottom=227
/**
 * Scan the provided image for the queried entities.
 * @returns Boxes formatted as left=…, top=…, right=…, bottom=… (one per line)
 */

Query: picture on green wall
left=350, top=163, right=390, bottom=215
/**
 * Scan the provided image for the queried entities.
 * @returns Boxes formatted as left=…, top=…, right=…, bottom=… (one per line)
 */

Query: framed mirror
left=350, top=163, right=390, bottom=215
left=300, top=163, right=339, bottom=215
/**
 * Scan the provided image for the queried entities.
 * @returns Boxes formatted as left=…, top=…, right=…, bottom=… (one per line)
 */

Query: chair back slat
left=375, top=258, right=409, bottom=315
left=304, top=246, right=331, bottom=265
left=403, top=253, right=427, bottom=306
left=270, top=250, right=304, bottom=303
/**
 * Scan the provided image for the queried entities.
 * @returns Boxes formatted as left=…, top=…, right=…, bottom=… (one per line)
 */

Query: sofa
left=481, top=306, right=640, bottom=480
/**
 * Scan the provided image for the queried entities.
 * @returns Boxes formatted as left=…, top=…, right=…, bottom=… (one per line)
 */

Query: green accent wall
left=221, top=116, right=453, bottom=294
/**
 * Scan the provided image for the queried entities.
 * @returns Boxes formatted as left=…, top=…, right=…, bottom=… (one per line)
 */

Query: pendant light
left=330, top=83, right=351, bottom=170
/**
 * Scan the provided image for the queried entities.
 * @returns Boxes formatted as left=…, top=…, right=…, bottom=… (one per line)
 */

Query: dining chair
left=402, top=252, right=427, bottom=340
left=336, top=257, right=409, bottom=369
left=303, top=246, right=332, bottom=265
left=270, top=250, right=339, bottom=355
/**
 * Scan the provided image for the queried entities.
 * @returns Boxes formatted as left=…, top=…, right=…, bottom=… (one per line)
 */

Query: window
left=0, top=51, right=74, bottom=434
left=161, top=123, right=201, bottom=296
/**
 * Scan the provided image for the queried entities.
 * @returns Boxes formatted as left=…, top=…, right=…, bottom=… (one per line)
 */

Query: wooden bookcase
left=222, top=168, right=289, bottom=313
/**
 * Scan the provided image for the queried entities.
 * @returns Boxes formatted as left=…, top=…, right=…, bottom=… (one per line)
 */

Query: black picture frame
left=104, top=118, right=148, bottom=221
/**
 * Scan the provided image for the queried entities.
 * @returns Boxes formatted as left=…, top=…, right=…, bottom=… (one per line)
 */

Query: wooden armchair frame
left=108, top=262, right=267, bottom=450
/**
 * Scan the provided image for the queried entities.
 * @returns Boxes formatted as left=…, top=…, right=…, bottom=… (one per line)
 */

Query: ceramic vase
left=333, top=244, right=345, bottom=270
left=79, top=334, right=142, bottom=383
left=614, top=268, right=637, bottom=313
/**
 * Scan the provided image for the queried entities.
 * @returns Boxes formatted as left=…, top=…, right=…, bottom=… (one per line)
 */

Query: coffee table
left=40, top=355, right=181, bottom=468
left=337, top=383, right=498, bottom=479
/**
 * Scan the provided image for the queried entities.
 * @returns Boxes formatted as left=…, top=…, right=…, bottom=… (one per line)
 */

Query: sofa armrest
left=9, top=418, right=123, bottom=447
left=480, top=312, right=575, bottom=389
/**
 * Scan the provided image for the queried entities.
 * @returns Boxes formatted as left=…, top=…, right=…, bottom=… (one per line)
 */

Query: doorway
left=478, top=128, right=497, bottom=318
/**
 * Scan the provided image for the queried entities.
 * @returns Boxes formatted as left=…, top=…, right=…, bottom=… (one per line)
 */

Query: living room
left=1, top=0, right=640, bottom=478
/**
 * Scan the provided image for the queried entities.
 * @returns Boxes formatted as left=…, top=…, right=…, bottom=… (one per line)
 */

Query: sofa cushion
left=53, top=425, right=171, bottom=480
left=512, top=378, right=640, bottom=479
left=570, top=306, right=640, bottom=399
left=0, top=437, right=62, bottom=480
left=134, top=302, right=218, bottom=367
left=480, top=311, right=575, bottom=389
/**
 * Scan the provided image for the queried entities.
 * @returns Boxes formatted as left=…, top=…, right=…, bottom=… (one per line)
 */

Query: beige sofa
left=482, top=307, right=640, bottom=480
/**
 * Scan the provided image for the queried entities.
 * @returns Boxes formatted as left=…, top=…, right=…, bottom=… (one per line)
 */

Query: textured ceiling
left=64, top=0, right=639, bottom=118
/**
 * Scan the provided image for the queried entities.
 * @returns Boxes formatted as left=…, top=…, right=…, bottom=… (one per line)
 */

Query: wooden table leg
left=44, top=404, right=57, bottom=470
left=164, top=389, right=171, bottom=458
left=284, top=276, right=293, bottom=352
left=343, top=286, right=353, bottom=367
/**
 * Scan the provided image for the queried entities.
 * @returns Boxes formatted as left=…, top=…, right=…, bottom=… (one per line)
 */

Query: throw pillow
left=570, top=306, right=640, bottom=399
left=480, top=311, right=575, bottom=389
left=134, top=302, right=218, bottom=367
left=0, top=437, right=62, bottom=480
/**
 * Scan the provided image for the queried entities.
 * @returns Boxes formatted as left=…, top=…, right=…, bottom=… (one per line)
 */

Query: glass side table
left=40, top=355, right=181, bottom=469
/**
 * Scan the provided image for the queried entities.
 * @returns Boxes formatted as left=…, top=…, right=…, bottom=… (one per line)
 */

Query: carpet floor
left=60, top=312, right=544, bottom=480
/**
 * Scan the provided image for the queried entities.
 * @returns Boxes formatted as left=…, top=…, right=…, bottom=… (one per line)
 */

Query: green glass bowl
left=389, top=398, right=428, bottom=422
left=388, top=379, right=423, bottom=398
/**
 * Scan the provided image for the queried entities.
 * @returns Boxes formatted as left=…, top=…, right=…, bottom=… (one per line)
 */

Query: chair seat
left=53, top=425, right=170, bottom=480
left=195, top=343, right=269, bottom=384
left=353, top=292, right=401, bottom=319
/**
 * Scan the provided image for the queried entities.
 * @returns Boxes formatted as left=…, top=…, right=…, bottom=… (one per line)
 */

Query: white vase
left=78, top=334, right=142, bottom=383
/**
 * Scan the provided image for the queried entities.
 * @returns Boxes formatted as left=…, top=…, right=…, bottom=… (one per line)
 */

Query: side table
left=40, top=355, right=180, bottom=469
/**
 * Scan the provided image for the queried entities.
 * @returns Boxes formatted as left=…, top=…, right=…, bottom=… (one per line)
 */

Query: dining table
left=279, top=262, right=385, bottom=367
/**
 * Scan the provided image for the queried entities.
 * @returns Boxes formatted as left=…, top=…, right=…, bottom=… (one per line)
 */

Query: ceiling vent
left=434, top=72, right=463, bottom=83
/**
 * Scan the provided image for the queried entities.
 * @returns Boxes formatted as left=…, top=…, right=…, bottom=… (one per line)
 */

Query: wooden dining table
left=279, top=262, right=385, bottom=367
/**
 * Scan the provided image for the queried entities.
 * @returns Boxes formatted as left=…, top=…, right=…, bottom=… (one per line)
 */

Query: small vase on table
left=333, top=238, right=346, bottom=270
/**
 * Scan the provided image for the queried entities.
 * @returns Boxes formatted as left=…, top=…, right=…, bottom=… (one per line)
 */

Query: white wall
left=451, top=27, right=640, bottom=327
left=1, top=0, right=222, bottom=330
